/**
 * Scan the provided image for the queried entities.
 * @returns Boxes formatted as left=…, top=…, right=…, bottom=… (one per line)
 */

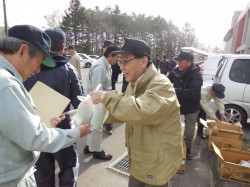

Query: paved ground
left=59, top=69, right=250, bottom=187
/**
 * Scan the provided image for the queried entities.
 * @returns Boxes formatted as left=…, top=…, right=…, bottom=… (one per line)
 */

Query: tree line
left=45, top=0, right=200, bottom=57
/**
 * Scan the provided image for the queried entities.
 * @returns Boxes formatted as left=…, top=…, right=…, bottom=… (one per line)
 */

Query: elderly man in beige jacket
left=90, top=38, right=182, bottom=187
left=197, top=83, right=229, bottom=138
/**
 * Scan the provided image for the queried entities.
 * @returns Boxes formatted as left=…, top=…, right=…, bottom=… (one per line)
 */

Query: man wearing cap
left=103, top=40, right=113, bottom=50
left=101, top=40, right=119, bottom=134
left=24, top=28, right=84, bottom=187
left=68, top=45, right=83, bottom=81
left=0, top=25, right=91, bottom=187
left=197, top=83, right=229, bottom=138
left=90, top=38, right=182, bottom=186
left=83, top=45, right=120, bottom=160
left=168, top=50, right=203, bottom=160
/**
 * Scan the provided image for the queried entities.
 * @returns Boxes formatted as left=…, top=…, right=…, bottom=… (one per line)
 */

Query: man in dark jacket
left=168, top=50, right=203, bottom=160
left=24, top=28, right=83, bottom=187
left=152, top=54, right=160, bottom=70
left=159, top=55, right=169, bottom=75
left=168, top=56, right=177, bottom=72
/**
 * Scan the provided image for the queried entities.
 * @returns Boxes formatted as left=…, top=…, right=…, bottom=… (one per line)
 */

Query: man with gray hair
left=24, top=28, right=84, bottom=187
left=168, top=50, right=203, bottom=160
left=83, top=45, right=120, bottom=160
left=0, top=25, right=91, bottom=187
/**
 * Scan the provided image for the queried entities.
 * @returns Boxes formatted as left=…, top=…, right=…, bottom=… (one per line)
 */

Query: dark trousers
left=197, top=107, right=206, bottom=135
left=111, top=73, right=119, bottom=90
left=34, top=143, right=78, bottom=187
left=122, top=75, right=128, bottom=93
left=129, top=175, right=168, bottom=187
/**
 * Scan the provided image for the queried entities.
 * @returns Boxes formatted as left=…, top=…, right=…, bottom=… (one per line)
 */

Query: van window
left=229, top=59, right=250, bottom=83
left=215, top=58, right=227, bottom=78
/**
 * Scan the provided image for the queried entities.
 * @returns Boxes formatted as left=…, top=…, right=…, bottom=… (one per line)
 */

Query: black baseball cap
left=103, top=40, right=114, bottom=47
left=8, top=25, right=55, bottom=67
left=68, top=45, right=75, bottom=50
left=111, top=38, right=151, bottom=58
left=212, top=83, right=225, bottom=99
left=173, top=50, right=194, bottom=61
left=44, top=28, right=66, bottom=44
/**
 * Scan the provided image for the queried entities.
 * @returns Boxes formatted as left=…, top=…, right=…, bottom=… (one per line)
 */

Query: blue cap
left=174, top=50, right=194, bottom=61
left=44, top=28, right=66, bottom=44
left=68, top=45, right=75, bottom=49
left=111, top=38, right=151, bottom=58
left=103, top=40, right=114, bottom=47
left=8, top=25, right=55, bottom=67
left=212, top=83, right=225, bottom=99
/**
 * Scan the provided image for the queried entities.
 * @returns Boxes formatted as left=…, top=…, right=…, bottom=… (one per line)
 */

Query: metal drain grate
left=108, top=152, right=129, bottom=176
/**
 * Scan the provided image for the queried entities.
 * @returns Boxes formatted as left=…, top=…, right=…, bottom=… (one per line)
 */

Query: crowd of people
left=0, top=24, right=228, bottom=187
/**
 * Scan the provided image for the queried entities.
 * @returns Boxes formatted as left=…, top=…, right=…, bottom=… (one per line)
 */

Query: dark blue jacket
left=168, top=64, right=203, bottom=114
left=24, top=53, right=83, bottom=129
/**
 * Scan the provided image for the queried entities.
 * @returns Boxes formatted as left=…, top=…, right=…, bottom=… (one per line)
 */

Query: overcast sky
left=0, top=0, right=249, bottom=48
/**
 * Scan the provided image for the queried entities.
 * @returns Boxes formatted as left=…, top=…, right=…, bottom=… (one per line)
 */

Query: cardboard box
left=212, top=143, right=250, bottom=185
left=199, top=119, right=243, bottom=150
left=178, top=137, right=186, bottom=173
left=208, top=136, right=243, bottom=150
left=207, top=120, right=243, bottom=140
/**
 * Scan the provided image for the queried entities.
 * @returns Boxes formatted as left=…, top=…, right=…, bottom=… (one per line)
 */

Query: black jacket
left=24, top=52, right=83, bottom=129
left=168, top=64, right=203, bottom=114
left=159, top=59, right=170, bottom=72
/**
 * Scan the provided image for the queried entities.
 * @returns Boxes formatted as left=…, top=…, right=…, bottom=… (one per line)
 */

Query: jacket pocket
left=130, top=149, right=159, bottom=164
left=129, top=149, right=162, bottom=181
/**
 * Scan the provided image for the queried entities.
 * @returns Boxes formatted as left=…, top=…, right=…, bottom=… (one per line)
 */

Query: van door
left=227, top=59, right=250, bottom=104
left=213, top=57, right=227, bottom=83
left=242, top=62, right=250, bottom=111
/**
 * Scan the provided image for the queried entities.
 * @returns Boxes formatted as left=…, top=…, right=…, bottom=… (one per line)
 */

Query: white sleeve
left=0, top=85, right=80, bottom=153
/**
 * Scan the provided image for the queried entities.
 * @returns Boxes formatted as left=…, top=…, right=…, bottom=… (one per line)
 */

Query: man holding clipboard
left=0, top=25, right=91, bottom=187
left=24, top=28, right=84, bottom=187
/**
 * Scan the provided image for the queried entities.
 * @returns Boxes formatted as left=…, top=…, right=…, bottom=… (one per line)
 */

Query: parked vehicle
left=78, top=53, right=94, bottom=68
left=88, top=55, right=99, bottom=59
left=213, top=54, right=250, bottom=124
left=202, top=54, right=230, bottom=83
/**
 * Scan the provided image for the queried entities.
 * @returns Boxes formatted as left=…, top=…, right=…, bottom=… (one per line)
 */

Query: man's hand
left=78, top=124, right=92, bottom=137
left=90, top=90, right=105, bottom=104
left=50, top=115, right=66, bottom=127
left=221, top=113, right=229, bottom=122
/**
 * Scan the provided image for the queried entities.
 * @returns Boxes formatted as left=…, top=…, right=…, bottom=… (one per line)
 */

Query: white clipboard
left=29, top=81, right=70, bottom=128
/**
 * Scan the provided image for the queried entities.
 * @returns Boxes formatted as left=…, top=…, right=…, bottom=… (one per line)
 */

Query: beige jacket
left=200, top=84, right=225, bottom=119
left=70, top=53, right=83, bottom=80
left=103, top=64, right=182, bottom=185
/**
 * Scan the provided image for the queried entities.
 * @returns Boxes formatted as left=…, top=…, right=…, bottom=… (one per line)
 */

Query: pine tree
left=60, top=0, right=87, bottom=52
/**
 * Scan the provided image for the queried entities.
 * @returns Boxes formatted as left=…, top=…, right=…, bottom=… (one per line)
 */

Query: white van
left=213, top=54, right=250, bottom=124
left=202, top=54, right=230, bottom=83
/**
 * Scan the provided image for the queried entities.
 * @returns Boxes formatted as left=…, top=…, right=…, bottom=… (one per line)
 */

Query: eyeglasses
left=117, top=57, right=138, bottom=66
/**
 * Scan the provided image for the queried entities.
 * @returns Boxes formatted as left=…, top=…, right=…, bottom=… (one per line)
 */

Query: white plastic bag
left=180, top=115, right=185, bottom=136
left=73, top=97, right=94, bottom=125
left=239, top=160, right=250, bottom=167
left=91, top=103, right=107, bottom=129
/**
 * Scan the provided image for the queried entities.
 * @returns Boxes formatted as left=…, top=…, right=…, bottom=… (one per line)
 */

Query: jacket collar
left=100, top=56, right=111, bottom=70
left=132, top=64, right=157, bottom=92
left=0, top=55, right=23, bottom=82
